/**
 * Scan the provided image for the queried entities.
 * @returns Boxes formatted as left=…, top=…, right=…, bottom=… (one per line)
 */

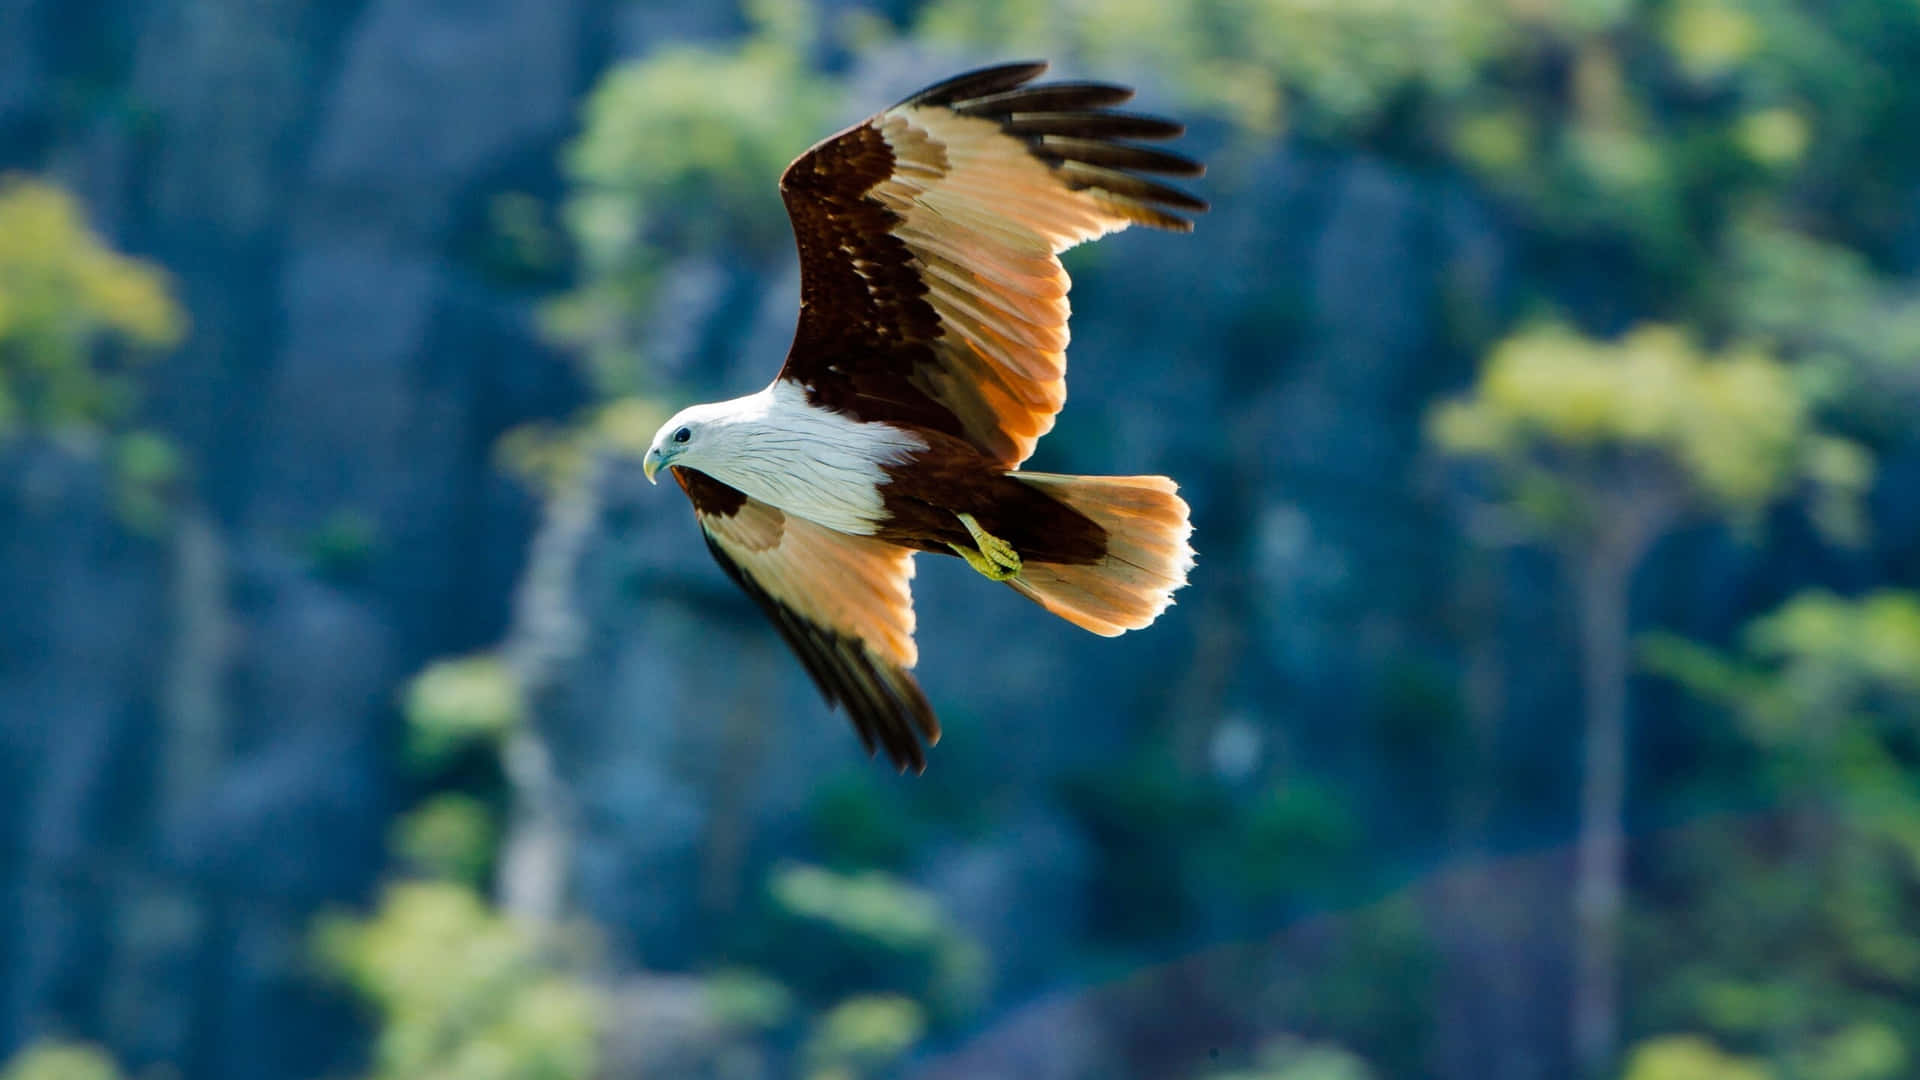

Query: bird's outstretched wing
left=672, top=466, right=938, bottom=773
left=778, top=60, right=1205, bottom=466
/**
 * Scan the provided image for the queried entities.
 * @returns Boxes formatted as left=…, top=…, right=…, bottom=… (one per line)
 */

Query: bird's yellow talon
left=953, top=512, right=1022, bottom=581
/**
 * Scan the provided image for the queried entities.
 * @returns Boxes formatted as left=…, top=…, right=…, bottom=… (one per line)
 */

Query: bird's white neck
left=681, top=381, right=926, bottom=535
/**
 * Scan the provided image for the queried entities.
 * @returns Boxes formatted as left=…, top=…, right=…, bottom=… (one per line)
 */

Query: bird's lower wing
left=673, top=467, right=938, bottom=773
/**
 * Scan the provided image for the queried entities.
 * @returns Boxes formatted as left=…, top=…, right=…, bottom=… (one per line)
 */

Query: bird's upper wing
left=776, top=61, right=1205, bottom=467
left=672, top=466, right=938, bottom=773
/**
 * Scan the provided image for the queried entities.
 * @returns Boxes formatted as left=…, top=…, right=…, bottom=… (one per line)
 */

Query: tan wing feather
left=698, top=496, right=920, bottom=669
left=683, top=472, right=938, bottom=772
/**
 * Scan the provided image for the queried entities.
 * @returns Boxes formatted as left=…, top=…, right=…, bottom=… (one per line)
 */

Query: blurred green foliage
left=1638, top=591, right=1920, bottom=1078
left=928, top=0, right=1920, bottom=315
left=703, top=967, right=796, bottom=1032
left=770, top=862, right=952, bottom=953
left=1620, top=1035, right=1771, bottom=1080
left=1647, top=590, right=1920, bottom=740
left=1205, top=1036, right=1378, bottom=1080
left=0, top=1042, right=125, bottom=1080
left=921, top=0, right=1511, bottom=136
left=0, top=176, right=189, bottom=535
left=403, top=654, right=525, bottom=770
left=110, top=427, right=182, bottom=535
left=802, top=993, right=926, bottom=1080
left=1431, top=323, right=1869, bottom=541
left=1721, top=220, right=1920, bottom=425
left=495, top=397, right=673, bottom=500
left=0, top=175, right=184, bottom=440
left=760, top=861, right=986, bottom=1020
left=544, top=0, right=835, bottom=398
left=315, top=881, right=602, bottom=1080
left=393, top=793, right=499, bottom=887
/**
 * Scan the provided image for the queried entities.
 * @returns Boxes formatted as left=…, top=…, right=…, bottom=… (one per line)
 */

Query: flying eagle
left=642, top=61, right=1204, bottom=773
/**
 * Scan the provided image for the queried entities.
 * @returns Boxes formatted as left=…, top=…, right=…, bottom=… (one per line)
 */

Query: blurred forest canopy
left=3, top=1, right=1920, bottom=1079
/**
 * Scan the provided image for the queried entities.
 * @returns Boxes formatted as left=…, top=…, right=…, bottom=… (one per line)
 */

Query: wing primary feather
left=953, top=83, right=1137, bottom=115
left=1054, top=160, right=1210, bottom=211
left=1033, top=136, right=1206, bottom=177
left=698, top=529, right=932, bottom=773
left=999, top=110, right=1186, bottom=140
left=901, top=61, right=1049, bottom=108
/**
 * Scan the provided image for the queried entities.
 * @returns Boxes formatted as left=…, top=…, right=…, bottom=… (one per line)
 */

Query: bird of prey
left=643, top=61, right=1204, bottom=773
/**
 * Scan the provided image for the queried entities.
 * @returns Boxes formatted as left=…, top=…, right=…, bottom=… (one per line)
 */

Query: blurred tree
left=1429, top=324, right=1869, bottom=1076
left=1639, top=592, right=1920, bottom=1080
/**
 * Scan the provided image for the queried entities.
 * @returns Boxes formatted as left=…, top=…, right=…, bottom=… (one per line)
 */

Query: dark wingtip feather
left=1000, top=111, right=1187, bottom=141
left=1057, top=160, right=1209, bottom=214
left=902, top=60, right=1049, bottom=109
left=911, top=71, right=1208, bottom=228
left=1034, top=136, right=1205, bottom=177
left=699, top=530, right=938, bottom=775
left=954, top=82, right=1137, bottom=115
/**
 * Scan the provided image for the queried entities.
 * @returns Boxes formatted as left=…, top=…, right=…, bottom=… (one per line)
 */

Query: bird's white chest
left=699, top=384, right=924, bottom=535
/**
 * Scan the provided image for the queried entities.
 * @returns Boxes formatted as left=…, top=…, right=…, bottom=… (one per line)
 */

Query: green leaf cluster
left=0, top=176, right=184, bottom=439
left=314, top=882, right=601, bottom=1080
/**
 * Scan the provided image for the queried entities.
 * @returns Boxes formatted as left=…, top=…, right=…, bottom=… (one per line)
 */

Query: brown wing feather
left=673, top=467, right=939, bottom=774
left=777, top=61, right=1205, bottom=466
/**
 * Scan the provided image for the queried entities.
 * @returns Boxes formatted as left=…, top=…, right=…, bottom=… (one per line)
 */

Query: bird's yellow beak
left=642, top=447, right=663, bottom=484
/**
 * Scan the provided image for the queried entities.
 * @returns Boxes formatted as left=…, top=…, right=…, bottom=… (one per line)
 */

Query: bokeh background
left=4, top=1, right=1920, bottom=1078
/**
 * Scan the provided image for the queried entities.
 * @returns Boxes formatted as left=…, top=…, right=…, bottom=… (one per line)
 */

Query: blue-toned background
left=4, top=2, right=1920, bottom=1078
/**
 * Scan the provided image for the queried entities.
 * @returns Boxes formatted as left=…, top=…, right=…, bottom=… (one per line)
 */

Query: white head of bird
left=640, top=392, right=775, bottom=485
left=639, top=381, right=932, bottom=537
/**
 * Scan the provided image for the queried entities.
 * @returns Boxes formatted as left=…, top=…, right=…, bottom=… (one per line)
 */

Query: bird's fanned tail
left=1004, top=473, right=1194, bottom=636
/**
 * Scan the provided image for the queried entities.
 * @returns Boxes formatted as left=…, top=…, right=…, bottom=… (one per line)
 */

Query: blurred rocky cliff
left=5, top=2, right=1920, bottom=1079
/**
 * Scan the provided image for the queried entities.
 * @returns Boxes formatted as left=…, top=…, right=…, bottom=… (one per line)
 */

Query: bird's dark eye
left=672, top=427, right=691, bottom=444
